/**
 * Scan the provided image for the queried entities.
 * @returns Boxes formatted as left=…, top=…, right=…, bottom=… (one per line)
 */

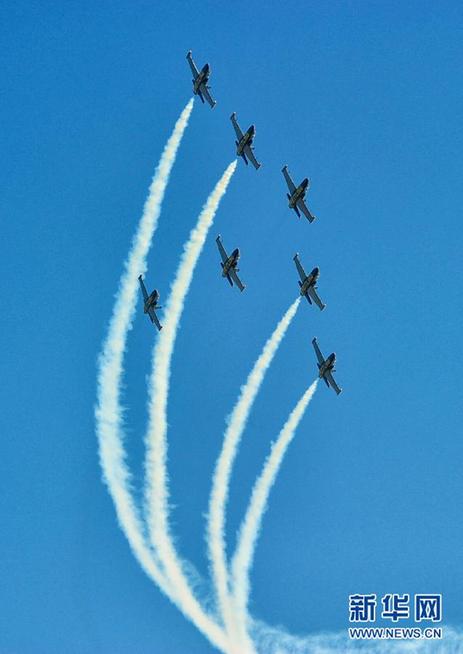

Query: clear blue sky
left=1, top=1, right=462, bottom=652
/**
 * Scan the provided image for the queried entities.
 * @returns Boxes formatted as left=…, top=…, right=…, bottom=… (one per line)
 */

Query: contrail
left=144, top=161, right=237, bottom=653
left=207, top=299, right=301, bottom=652
left=95, top=101, right=195, bottom=605
left=230, top=380, right=318, bottom=638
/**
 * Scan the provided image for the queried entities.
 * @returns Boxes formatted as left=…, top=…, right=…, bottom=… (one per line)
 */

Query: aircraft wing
left=307, top=285, right=326, bottom=311
left=243, top=144, right=261, bottom=170
left=230, top=267, right=245, bottom=292
left=186, top=51, right=199, bottom=78
left=325, top=370, right=342, bottom=395
left=282, top=166, right=296, bottom=194
left=216, top=236, right=228, bottom=263
left=138, top=276, right=149, bottom=302
left=200, top=83, right=216, bottom=108
left=297, top=198, right=316, bottom=223
left=230, top=113, right=244, bottom=140
left=148, top=307, right=162, bottom=331
left=293, top=254, right=307, bottom=282
left=312, top=337, right=325, bottom=366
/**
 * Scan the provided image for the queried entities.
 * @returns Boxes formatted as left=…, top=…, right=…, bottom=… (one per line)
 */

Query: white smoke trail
left=252, top=620, right=463, bottom=653
left=144, top=161, right=237, bottom=653
left=230, top=380, right=318, bottom=639
left=207, top=299, right=301, bottom=652
left=95, top=99, right=193, bottom=598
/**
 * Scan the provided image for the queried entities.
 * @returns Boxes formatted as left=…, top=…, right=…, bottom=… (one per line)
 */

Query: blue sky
left=1, top=1, right=463, bottom=652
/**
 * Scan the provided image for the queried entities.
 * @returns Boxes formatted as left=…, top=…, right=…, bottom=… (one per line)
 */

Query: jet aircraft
left=138, top=275, right=162, bottom=331
left=312, top=337, right=342, bottom=395
left=186, top=50, right=216, bottom=108
left=230, top=112, right=261, bottom=169
left=294, top=253, right=325, bottom=310
left=282, top=165, right=315, bottom=222
left=216, top=235, right=245, bottom=291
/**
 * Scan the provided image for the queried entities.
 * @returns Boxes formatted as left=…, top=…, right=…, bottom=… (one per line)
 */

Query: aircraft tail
left=198, top=90, right=205, bottom=103
left=324, top=377, right=329, bottom=388
left=226, top=274, right=233, bottom=287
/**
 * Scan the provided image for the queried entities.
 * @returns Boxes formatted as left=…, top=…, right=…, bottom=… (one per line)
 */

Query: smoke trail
left=252, top=620, right=463, bottom=653
left=144, top=161, right=237, bottom=653
left=207, top=299, right=301, bottom=651
left=230, top=380, right=318, bottom=636
left=95, top=99, right=193, bottom=598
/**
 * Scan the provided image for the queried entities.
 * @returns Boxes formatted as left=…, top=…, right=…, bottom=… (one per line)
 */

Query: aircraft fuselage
left=289, top=178, right=309, bottom=208
left=222, top=248, right=240, bottom=276
left=193, top=63, right=210, bottom=93
left=144, top=290, right=160, bottom=313
left=299, top=266, right=319, bottom=296
left=236, top=126, right=255, bottom=155
left=318, top=353, right=336, bottom=378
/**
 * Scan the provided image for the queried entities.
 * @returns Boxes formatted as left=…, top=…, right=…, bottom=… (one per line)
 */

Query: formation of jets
left=137, top=51, right=343, bottom=396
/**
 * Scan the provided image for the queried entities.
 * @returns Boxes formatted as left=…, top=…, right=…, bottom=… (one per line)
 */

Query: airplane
left=282, top=165, right=315, bottom=222
left=293, top=253, right=326, bottom=311
left=216, top=235, right=245, bottom=291
left=138, top=275, right=162, bottom=331
left=230, top=112, right=261, bottom=169
left=186, top=50, right=216, bottom=108
left=312, top=337, right=342, bottom=395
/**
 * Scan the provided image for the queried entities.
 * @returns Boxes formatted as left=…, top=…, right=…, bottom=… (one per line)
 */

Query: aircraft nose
left=312, top=267, right=319, bottom=276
